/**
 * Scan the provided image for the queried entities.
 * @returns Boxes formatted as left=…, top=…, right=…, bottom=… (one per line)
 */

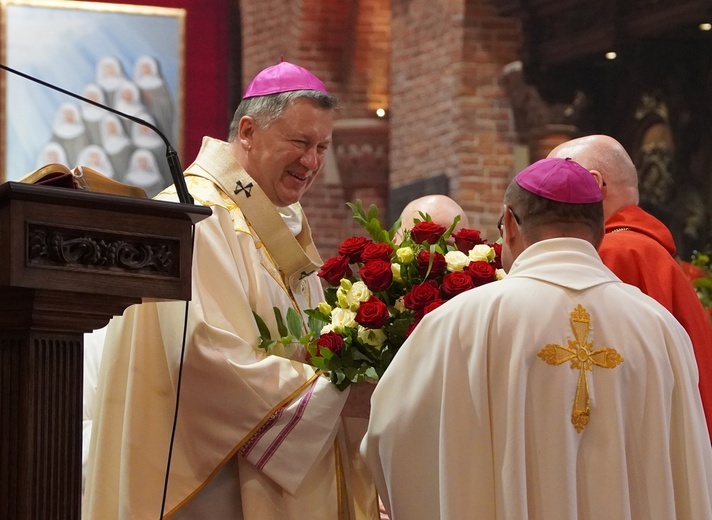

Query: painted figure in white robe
left=76, top=144, right=115, bottom=179
left=123, top=148, right=165, bottom=197
left=35, top=141, right=69, bottom=170
left=50, top=102, right=89, bottom=167
left=80, top=83, right=107, bottom=145
left=113, top=79, right=147, bottom=134
left=99, top=113, right=135, bottom=181
left=83, top=61, right=380, bottom=520
left=95, top=55, right=128, bottom=107
left=130, top=111, right=171, bottom=187
left=361, top=157, right=712, bottom=520
left=133, top=54, right=174, bottom=140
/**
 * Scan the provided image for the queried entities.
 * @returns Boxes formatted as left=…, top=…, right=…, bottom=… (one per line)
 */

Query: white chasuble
left=362, top=238, right=712, bottom=520
left=83, top=137, right=378, bottom=520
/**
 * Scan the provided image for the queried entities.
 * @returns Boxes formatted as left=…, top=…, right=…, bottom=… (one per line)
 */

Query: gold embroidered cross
left=537, top=304, right=624, bottom=433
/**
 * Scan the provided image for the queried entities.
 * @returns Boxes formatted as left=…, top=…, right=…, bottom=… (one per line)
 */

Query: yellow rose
left=391, top=262, right=404, bottom=283
left=396, top=246, right=414, bottom=264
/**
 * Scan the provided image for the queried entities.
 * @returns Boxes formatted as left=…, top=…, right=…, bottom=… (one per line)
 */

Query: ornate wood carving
left=27, top=224, right=178, bottom=276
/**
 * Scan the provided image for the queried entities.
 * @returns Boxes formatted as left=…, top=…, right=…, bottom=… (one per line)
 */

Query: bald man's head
left=547, top=135, right=639, bottom=220
left=397, top=195, right=469, bottom=240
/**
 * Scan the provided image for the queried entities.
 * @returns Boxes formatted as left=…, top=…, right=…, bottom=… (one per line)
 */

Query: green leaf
left=388, top=218, right=402, bottom=241
left=286, top=307, right=304, bottom=338
left=306, top=313, right=328, bottom=335
left=366, top=203, right=379, bottom=222
left=273, top=307, right=288, bottom=337
left=364, top=366, right=380, bottom=380
left=320, top=346, right=335, bottom=361
left=252, top=311, right=272, bottom=341
left=324, top=287, right=338, bottom=307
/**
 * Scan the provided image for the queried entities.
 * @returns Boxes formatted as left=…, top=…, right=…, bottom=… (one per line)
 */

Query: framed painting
left=0, top=0, right=185, bottom=197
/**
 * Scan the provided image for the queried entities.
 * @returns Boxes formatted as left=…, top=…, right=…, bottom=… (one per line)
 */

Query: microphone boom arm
left=0, top=63, right=194, bottom=205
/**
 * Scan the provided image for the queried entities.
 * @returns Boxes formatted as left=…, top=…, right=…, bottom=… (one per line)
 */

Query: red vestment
left=599, top=204, right=712, bottom=437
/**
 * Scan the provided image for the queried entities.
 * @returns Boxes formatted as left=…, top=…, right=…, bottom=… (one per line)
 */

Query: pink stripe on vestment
left=255, top=380, right=317, bottom=470
left=240, top=406, right=286, bottom=458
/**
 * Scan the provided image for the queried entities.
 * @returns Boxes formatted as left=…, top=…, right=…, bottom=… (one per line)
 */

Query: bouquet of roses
left=254, top=200, right=504, bottom=390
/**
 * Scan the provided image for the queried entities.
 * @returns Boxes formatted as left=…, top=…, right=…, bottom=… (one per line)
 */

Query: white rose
left=357, top=326, right=387, bottom=349
left=346, top=281, right=372, bottom=310
left=330, top=307, right=357, bottom=332
left=320, top=323, right=336, bottom=335
left=445, top=250, right=470, bottom=272
left=469, top=244, right=495, bottom=263
left=495, top=268, right=507, bottom=281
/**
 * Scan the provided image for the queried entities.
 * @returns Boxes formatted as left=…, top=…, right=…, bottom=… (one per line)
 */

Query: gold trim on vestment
left=537, top=304, right=624, bottom=433
left=165, top=372, right=321, bottom=517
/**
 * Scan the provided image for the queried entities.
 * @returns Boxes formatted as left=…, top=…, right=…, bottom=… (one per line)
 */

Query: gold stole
left=184, top=137, right=322, bottom=290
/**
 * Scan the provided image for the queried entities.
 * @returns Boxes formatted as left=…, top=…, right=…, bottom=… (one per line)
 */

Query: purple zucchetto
left=242, top=60, right=328, bottom=99
left=515, top=157, right=603, bottom=204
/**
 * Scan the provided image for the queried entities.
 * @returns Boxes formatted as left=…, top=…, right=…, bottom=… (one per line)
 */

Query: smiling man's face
left=239, top=97, right=334, bottom=207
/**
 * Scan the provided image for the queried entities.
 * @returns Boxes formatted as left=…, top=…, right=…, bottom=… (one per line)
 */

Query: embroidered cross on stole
left=537, top=304, right=624, bottom=433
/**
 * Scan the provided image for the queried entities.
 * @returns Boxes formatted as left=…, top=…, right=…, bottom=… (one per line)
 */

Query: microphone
left=0, top=62, right=193, bottom=205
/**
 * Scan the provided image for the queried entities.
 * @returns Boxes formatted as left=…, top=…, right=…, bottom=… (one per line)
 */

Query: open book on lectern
left=18, top=162, right=148, bottom=199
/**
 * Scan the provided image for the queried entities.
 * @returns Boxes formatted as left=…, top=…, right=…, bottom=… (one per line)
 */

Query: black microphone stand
left=0, top=63, right=194, bottom=205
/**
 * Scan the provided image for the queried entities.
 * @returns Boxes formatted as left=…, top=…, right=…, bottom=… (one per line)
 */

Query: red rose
left=316, top=332, right=344, bottom=354
left=490, top=242, right=503, bottom=269
left=466, top=260, right=496, bottom=286
left=416, top=250, right=447, bottom=279
left=317, top=256, right=352, bottom=286
left=423, top=298, right=447, bottom=315
left=355, top=296, right=390, bottom=329
left=359, top=260, right=393, bottom=292
left=403, top=280, right=441, bottom=310
left=410, top=221, right=447, bottom=245
left=441, top=271, right=474, bottom=298
left=338, top=236, right=372, bottom=263
left=452, top=228, right=485, bottom=252
left=361, top=243, right=394, bottom=263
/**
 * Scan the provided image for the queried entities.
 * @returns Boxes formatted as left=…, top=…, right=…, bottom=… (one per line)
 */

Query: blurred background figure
left=95, top=55, right=128, bottom=106
left=77, top=144, right=115, bottom=179
left=395, top=194, right=470, bottom=242
left=133, top=54, right=174, bottom=140
left=123, top=148, right=164, bottom=197
left=51, top=102, right=89, bottom=167
left=35, top=141, right=69, bottom=170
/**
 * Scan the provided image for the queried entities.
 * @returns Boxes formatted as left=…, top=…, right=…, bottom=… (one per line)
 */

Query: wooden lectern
left=0, top=182, right=211, bottom=519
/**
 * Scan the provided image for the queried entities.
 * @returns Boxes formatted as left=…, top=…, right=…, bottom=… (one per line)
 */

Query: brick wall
left=239, top=0, right=521, bottom=258
left=390, top=0, right=521, bottom=241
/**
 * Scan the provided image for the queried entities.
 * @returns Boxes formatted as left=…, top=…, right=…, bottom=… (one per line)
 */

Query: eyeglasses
left=497, top=207, right=521, bottom=237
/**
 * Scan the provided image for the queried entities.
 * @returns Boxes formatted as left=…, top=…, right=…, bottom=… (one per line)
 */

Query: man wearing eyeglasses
left=362, top=157, right=712, bottom=520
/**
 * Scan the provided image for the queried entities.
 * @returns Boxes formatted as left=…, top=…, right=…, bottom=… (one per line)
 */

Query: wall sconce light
left=605, top=51, right=617, bottom=60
